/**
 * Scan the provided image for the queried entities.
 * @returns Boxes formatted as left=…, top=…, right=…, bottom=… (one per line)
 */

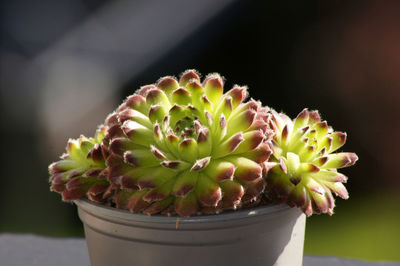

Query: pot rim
left=74, top=198, right=291, bottom=225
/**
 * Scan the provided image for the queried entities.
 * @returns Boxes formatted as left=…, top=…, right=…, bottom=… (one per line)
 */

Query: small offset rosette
left=104, top=70, right=273, bottom=216
left=265, top=109, right=358, bottom=215
left=49, top=126, right=110, bottom=202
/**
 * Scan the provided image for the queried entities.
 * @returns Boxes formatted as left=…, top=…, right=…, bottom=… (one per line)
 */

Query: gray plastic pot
left=75, top=199, right=306, bottom=266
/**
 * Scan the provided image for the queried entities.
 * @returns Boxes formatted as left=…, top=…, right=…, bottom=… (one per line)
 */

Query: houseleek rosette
left=103, top=70, right=273, bottom=216
left=265, top=109, right=358, bottom=215
left=49, top=69, right=358, bottom=217
left=49, top=126, right=110, bottom=202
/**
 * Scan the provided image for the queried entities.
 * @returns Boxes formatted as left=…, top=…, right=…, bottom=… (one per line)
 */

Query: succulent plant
left=49, top=126, right=110, bottom=203
left=103, top=70, right=273, bottom=216
left=49, top=69, right=358, bottom=217
left=265, top=109, right=358, bottom=215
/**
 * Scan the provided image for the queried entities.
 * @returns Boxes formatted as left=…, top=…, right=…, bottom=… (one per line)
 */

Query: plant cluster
left=49, top=70, right=358, bottom=217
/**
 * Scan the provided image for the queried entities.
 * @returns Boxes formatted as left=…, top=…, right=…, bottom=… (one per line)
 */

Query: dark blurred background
left=1, top=0, right=399, bottom=261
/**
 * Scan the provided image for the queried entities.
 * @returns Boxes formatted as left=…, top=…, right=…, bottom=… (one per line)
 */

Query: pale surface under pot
left=1, top=233, right=399, bottom=266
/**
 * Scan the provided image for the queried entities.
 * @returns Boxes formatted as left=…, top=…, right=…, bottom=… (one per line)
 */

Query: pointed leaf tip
left=196, top=175, right=222, bottom=207
left=161, top=160, right=182, bottom=169
left=179, top=69, right=200, bottom=86
left=226, top=86, right=248, bottom=108
left=157, top=76, right=179, bottom=94
left=279, top=158, right=288, bottom=174
left=203, top=74, right=223, bottom=105
left=150, top=145, right=166, bottom=159
left=191, top=157, right=211, bottom=171
left=308, top=110, right=321, bottom=124
left=172, top=88, right=191, bottom=105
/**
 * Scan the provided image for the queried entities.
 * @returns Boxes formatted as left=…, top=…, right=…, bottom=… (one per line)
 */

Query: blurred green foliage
left=305, top=192, right=400, bottom=261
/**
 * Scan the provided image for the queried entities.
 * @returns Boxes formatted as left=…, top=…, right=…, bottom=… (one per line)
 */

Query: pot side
left=75, top=199, right=305, bottom=266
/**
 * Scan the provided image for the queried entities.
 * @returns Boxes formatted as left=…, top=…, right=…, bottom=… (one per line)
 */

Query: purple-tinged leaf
left=174, top=191, right=199, bottom=217
left=137, top=167, right=177, bottom=189
left=124, top=94, right=147, bottom=114
left=179, top=69, right=200, bottom=87
left=88, top=183, right=109, bottom=197
left=121, top=120, right=153, bottom=146
left=197, top=128, right=212, bottom=158
left=50, top=183, right=66, bottom=193
left=172, top=171, right=198, bottom=197
left=201, top=96, right=212, bottom=112
left=190, top=157, right=211, bottom=171
left=148, top=105, right=166, bottom=124
left=329, top=132, right=347, bottom=153
left=226, top=109, right=256, bottom=136
left=120, top=175, right=138, bottom=190
left=287, top=185, right=307, bottom=208
left=279, top=157, right=288, bottom=174
left=178, top=138, right=198, bottom=161
left=196, top=174, right=222, bottom=207
left=321, top=152, right=358, bottom=169
left=242, top=143, right=272, bottom=163
left=308, top=110, right=321, bottom=124
left=232, top=130, right=264, bottom=154
left=106, top=124, right=125, bottom=140
left=214, top=133, right=244, bottom=158
left=48, top=160, right=79, bottom=174
left=204, top=160, right=235, bottom=182
left=146, top=88, right=171, bottom=108
left=219, top=180, right=244, bottom=208
left=172, top=88, right=191, bottom=105
left=150, top=145, right=167, bottom=159
left=88, top=144, right=104, bottom=164
left=227, top=157, right=262, bottom=182
left=313, top=121, right=328, bottom=141
left=310, top=190, right=329, bottom=214
left=281, top=124, right=290, bottom=144
left=144, top=196, right=174, bottom=215
left=50, top=173, right=66, bottom=184
left=318, top=136, right=333, bottom=152
left=293, top=108, right=309, bottom=133
left=62, top=187, right=86, bottom=201
left=123, top=149, right=160, bottom=167
left=325, top=182, right=349, bottom=199
left=105, top=112, right=119, bottom=127
left=157, top=76, right=179, bottom=96
left=98, top=168, right=108, bottom=179
left=247, top=120, right=268, bottom=133
left=137, top=85, right=157, bottom=97
left=225, top=86, right=248, bottom=109
left=119, top=108, right=152, bottom=128
left=114, top=189, right=135, bottom=209
left=66, top=169, right=85, bottom=179
left=185, top=80, right=203, bottom=98
left=203, top=73, right=223, bottom=105
left=300, top=163, right=320, bottom=173
left=312, top=156, right=328, bottom=167
left=240, top=177, right=265, bottom=203
left=160, top=160, right=190, bottom=171
left=168, top=104, right=186, bottom=126
left=128, top=190, right=151, bottom=212
left=109, top=137, right=141, bottom=157
left=143, top=178, right=175, bottom=203
left=153, top=123, right=162, bottom=140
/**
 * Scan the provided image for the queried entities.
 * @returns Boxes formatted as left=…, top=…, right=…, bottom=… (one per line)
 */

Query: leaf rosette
left=49, top=126, right=110, bottom=202
left=265, top=109, right=358, bottom=215
left=103, top=70, right=273, bottom=216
